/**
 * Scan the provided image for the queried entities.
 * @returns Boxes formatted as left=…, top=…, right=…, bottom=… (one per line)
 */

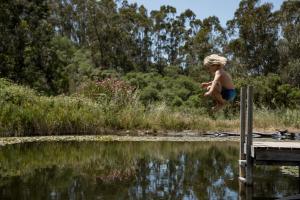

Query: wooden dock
left=253, top=141, right=300, bottom=166
left=238, top=86, right=300, bottom=199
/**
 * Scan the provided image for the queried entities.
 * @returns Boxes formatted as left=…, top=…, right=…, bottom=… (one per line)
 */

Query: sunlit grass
left=254, top=108, right=300, bottom=131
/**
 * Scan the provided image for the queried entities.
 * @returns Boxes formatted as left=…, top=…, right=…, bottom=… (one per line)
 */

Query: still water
left=0, top=141, right=298, bottom=199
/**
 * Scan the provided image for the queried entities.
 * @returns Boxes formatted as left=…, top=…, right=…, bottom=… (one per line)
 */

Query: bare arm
left=205, top=71, right=221, bottom=95
left=201, top=81, right=213, bottom=88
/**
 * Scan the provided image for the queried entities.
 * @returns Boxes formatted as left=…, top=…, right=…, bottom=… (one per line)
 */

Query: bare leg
left=209, top=83, right=226, bottom=111
left=211, top=93, right=226, bottom=111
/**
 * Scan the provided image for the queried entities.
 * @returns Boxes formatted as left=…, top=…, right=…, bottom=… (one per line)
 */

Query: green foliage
left=78, top=78, right=137, bottom=108
left=1, top=78, right=300, bottom=136
left=0, top=78, right=103, bottom=135
left=125, top=71, right=298, bottom=110
left=164, top=66, right=183, bottom=77
left=227, top=0, right=279, bottom=75
left=2, top=0, right=300, bottom=97
left=172, top=96, right=183, bottom=107
left=0, top=0, right=67, bottom=94
left=66, top=48, right=100, bottom=93
left=140, top=87, right=161, bottom=104
left=235, top=74, right=300, bottom=109
left=1, top=0, right=300, bottom=135
left=279, top=59, right=300, bottom=87
left=124, top=72, right=203, bottom=107
left=185, top=95, right=203, bottom=108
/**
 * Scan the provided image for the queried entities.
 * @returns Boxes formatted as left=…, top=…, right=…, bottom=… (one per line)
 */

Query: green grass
left=0, top=78, right=299, bottom=136
left=254, top=108, right=300, bottom=131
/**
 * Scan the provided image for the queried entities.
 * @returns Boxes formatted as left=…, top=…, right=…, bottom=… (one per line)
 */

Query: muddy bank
left=1, top=129, right=299, bottom=146
left=0, top=135, right=241, bottom=146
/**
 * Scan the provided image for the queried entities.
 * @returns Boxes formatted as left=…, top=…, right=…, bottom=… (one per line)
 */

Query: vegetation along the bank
left=1, top=76, right=300, bottom=136
left=0, top=0, right=300, bottom=136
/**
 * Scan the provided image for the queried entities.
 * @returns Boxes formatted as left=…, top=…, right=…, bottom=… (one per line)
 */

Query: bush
left=1, top=78, right=300, bottom=136
left=125, top=72, right=203, bottom=107
left=235, top=74, right=300, bottom=109
left=172, top=96, right=183, bottom=107
left=164, top=65, right=182, bottom=77
left=77, top=78, right=136, bottom=108
left=185, top=95, right=202, bottom=108
left=139, top=87, right=160, bottom=104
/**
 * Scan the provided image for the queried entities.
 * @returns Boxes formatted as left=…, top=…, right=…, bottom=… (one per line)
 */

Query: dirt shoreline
left=0, top=134, right=242, bottom=146
left=0, top=129, right=298, bottom=146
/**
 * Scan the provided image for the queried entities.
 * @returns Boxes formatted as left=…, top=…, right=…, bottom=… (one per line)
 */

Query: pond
left=0, top=141, right=299, bottom=199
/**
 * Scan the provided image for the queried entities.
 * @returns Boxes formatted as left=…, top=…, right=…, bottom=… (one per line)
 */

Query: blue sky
left=127, top=0, right=284, bottom=26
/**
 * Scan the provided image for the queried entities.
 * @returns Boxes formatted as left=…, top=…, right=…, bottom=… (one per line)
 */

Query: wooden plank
left=253, top=142, right=300, bottom=150
left=278, top=194, right=300, bottom=200
left=255, top=149, right=300, bottom=161
left=252, top=142, right=300, bottom=165
left=255, top=160, right=300, bottom=166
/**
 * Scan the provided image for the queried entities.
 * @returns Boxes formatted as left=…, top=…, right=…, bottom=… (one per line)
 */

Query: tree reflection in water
left=0, top=141, right=298, bottom=199
left=130, top=145, right=238, bottom=199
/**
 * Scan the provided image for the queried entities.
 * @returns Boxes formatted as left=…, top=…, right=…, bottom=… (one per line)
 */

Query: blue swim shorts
left=221, top=88, right=236, bottom=102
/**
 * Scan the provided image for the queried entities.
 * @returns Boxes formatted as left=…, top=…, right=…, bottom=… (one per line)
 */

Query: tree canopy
left=0, top=0, right=300, bottom=97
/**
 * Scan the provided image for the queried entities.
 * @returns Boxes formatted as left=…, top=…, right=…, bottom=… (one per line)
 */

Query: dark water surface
left=0, top=141, right=299, bottom=200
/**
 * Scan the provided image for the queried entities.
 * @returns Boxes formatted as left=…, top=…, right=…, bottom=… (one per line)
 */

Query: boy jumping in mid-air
left=201, top=54, right=236, bottom=111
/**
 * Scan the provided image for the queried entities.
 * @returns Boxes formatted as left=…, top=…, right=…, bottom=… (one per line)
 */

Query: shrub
left=235, top=74, right=300, bottom=109
left=139, top=87, right=160, bottom=104
left=172, top=96, right=183, bottom=107
left=77, top=78, right=136, bottom=107
left=125, top=72, right=203, bottom=107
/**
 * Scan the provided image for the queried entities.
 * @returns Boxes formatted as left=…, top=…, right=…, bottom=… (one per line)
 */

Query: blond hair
left=203, top=54, right=227, bottom=69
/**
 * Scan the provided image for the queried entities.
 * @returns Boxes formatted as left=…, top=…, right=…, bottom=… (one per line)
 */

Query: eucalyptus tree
left=170, top=9, right=200, bottom=68
left=119, top=2, right=153, bottom=72
left=150, top=6, right=200, bottom=73
left=135, top=5, right=153, bottom=72
left=179, top=9, right=202, bottom=68
left=277, top=0, right=300, bottom=86
left=85, top=0, right=131, bottom=72
left=0, top=0, right=67, bottom=94
left=185, top=16, right=225, bottom=67
left=48, top=0, right=88, bottom=45
left=226, top=0, right=280, bottom=75
left=150, top=6, right=176, bottom=73
left=162, top=7, right=187, bottom=66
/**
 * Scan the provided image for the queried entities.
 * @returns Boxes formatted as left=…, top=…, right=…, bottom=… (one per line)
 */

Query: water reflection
left=0, top=141, right=298, bottom=199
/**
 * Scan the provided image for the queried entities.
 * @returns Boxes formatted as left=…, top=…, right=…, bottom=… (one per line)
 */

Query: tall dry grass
left=0, top=78, right=299, bottom=136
